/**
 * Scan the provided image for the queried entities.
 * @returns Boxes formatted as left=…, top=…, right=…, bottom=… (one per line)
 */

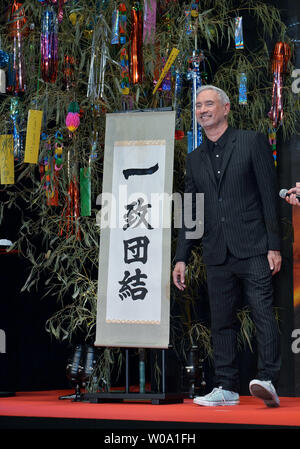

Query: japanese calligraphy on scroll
left=95, top=111, right=175, bottom=348
left=106, top=140, right=164, bottom=323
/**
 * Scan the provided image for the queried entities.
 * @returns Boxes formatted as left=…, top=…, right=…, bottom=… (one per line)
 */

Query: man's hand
left=267, top=250, right=281, bottom=275
left=172, top=262, right=186, bottom=290
left=286, top=182, right=300, bottom=207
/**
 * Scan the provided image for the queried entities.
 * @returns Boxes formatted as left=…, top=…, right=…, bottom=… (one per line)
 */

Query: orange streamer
left=130, top=4, right=143, bottom=84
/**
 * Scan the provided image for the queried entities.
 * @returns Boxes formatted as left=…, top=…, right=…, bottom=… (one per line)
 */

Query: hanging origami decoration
left=119, top=3, right=127, bottom=43
left=54, top=130, right=63, bottom=173
left=268, top=129, right=277, bottom=167
left=63, top=55, right=75, bottom=90
left=65, top=101, right=80, bottom=135
left=39, top=134, right=58, bottom=206
left=268, top=42, right=291, bottom=128
left=59, top=103, right=81, bottom=240
left=120, top=47, right=130, bottom=95
left=7, top=0, right=28, bottom=95
left=185, top=9, right=193, bottom=35
left=39, top=131, right=62, bottom=206
left=118, top=4, right=129, bottom=96
left=40, top=6, right=58, bottom=83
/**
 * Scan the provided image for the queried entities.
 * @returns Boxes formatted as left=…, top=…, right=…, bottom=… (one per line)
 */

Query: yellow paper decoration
left=153, top=47, right=179, bottom=95
left=24, top=109, right=43, bottom=164
left=0, top=135, right=14, bottom=185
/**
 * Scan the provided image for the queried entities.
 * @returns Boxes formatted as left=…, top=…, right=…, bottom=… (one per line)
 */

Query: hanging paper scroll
left=95, top=110, right=175, bottom=348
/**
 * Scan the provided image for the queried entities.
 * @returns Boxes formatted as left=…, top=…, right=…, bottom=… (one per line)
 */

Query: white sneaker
left=193, top=387, right=240, bottom=406
left=249, top=379, right=280, bottom=407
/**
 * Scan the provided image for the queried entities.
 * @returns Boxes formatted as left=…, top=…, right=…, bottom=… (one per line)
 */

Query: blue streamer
left=174, top=70, right=183, bottom=126
left=187, top=131, right=193, bottom=153
left=235, top=17, right=244, bottom=50
left=0, top=50, right=9, bottom=69
left=187, top=50, right=203, bottom=152
left=239, top=72, right=247, bottom=104
left=111, top=8, right=119, bottom=44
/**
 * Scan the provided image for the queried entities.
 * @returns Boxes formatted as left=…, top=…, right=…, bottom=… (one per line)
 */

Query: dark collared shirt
left=207, top=127, right=231, bottom=182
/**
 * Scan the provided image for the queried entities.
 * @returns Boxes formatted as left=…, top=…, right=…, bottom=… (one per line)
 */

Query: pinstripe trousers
left=206, top=252, right=281, bottom=393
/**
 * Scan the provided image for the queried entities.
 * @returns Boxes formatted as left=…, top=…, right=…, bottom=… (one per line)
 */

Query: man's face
left=195, top=89, right=230, bottom=130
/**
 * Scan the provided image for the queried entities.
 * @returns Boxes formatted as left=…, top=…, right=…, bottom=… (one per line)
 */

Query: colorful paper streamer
left=234, top=17, right=244, bottom=50
left=187, top=50, right=203, bottom=152
left=130, top=2, right=143, bottom=84
left=41, top=7, right=58, bottom=83
left=239, top=72, right=247, bottom=105
left=153, top=47, right=179, bottom=94
left=7, top=0, right=28, bottom=94
left=268, top=42, right=291, bottom=128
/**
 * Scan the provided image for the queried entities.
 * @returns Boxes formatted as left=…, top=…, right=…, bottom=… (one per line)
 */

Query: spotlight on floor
left=59, top=344, right=96, bottom=401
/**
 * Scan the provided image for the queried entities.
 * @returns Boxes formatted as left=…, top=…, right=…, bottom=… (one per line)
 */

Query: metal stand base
left=82, top=348, right=184, bottom=405
left=82, top=391, right=183, bottom=405
left=59, top=384, right=82, bottom=402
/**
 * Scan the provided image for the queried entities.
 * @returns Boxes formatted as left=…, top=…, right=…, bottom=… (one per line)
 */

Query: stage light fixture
left=59, top=344, right=96, bottom=401
left=184, top=345, right=206, bottom=398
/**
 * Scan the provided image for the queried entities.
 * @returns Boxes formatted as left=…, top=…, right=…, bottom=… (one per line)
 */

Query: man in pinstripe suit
left=173, top=85, right=282, bottom=407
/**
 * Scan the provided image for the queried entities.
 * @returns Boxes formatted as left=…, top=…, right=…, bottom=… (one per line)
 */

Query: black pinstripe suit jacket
left=174, top=127, right=281, bottom=266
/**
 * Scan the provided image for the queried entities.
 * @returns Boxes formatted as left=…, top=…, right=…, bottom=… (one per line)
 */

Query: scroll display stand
left=82, top=348, right=184, bottom=405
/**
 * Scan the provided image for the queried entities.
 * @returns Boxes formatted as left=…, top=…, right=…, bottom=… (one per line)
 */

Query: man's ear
left=224, top=102, right=230, bottom=117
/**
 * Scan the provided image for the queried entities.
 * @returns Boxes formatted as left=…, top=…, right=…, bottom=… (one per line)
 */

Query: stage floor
left=0, top=389, right=300, bottom=431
